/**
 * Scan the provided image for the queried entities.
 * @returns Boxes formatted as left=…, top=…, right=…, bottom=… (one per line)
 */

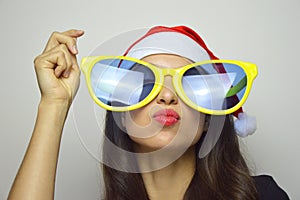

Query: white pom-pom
left=234, top=112, right=257, bottom=137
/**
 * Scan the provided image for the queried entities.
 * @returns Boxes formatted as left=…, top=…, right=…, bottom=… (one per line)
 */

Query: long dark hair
left=102, top=111, right=258, bottom=200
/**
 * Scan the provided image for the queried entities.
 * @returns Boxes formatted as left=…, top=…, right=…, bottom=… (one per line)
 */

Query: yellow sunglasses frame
left=81, top=56, right=257, bottom=115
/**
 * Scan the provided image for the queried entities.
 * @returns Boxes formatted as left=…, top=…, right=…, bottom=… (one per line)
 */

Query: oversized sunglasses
left=81, top=56, right=257, bottom=115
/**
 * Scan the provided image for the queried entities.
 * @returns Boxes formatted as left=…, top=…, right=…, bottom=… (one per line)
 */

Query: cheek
left=123, top=108, right=159, bottom=139
left=126, top=108, right=151, bottom=126
left=123, top=102, right=206, bottom=151
left=181, top=108, right=206, bottom=145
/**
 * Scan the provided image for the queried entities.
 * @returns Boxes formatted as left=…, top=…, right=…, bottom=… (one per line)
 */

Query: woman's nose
left=156, top=77, right=178, bottom=105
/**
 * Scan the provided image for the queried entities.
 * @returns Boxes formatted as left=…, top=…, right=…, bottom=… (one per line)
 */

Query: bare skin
left=141, top=147, right=197, bottom=200
left=8, top=33, right=203, bottom=200
left=125, top=55, right=206, bottom=200
left=8, top=29, right=84, bottom=200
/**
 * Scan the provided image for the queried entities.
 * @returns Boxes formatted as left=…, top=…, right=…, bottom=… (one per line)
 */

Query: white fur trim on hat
left=126, top=28, right=256, bottom=138
left=126, top=32, right=211, bottom=62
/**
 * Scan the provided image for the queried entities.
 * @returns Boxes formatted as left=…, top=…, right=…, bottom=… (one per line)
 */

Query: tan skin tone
left=8, top=32, right=206, bottom=200
left=126, top=55, right=205, bottom=151
left=141, top=147, right=197, bottom=200
left=124, top=55, right=206, bottom=200
left=8, top=29, right=84, bottom=200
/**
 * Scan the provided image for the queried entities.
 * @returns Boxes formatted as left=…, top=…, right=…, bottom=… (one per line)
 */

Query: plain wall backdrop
left=1, top=0, right=299, bottom=199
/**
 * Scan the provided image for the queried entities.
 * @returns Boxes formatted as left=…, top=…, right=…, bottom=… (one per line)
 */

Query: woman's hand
left=34, top=29, right=84, bottom=106
left=8, top=29, right=85, bottom=200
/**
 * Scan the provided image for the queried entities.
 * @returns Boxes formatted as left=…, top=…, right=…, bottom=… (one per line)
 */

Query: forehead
left=141, top=54, right=192, bottom=69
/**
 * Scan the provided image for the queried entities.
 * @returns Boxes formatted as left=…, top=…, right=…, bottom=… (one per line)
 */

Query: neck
left=140, top=146, right=196, bottom=200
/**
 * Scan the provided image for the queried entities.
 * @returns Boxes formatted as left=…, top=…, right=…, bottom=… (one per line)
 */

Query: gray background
left=1, top=0, right=299, bottom=199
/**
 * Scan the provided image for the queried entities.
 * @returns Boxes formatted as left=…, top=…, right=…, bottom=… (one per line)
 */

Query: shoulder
left=253, top=175, right=290, bottom=200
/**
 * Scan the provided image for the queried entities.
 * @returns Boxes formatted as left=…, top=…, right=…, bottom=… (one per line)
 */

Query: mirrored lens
left=90, top=58, right=155, bottom=107
left=182, top=62, right=247, bottom=111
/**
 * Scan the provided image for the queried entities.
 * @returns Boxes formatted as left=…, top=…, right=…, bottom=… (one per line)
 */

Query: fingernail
left=72, top=45, right=78, bottom=54
left=63, top=70, right=70, bottom=78
left=54, top=68, right=61, bottom=77
left=72, top=64, right=78, bottom=69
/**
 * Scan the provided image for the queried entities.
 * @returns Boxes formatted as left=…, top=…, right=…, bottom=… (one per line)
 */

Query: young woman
left=8, top=26, right=289, bottom=200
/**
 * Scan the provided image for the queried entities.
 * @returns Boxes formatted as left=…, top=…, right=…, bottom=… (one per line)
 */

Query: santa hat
left=124, top=25, right=256, bottom=137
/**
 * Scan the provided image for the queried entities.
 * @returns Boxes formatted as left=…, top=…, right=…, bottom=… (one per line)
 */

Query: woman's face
left=123, top=54, right=206, bottom=153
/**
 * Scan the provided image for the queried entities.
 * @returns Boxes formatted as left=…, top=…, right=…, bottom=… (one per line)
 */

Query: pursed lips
left=153, top=109, right=180, bottom=126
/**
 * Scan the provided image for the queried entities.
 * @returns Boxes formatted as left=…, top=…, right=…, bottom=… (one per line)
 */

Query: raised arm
left=8, top=29, right=84, bottom=200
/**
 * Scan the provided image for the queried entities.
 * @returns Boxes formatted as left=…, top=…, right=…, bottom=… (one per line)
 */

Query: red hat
left=124, top=25, right=256, bottom=137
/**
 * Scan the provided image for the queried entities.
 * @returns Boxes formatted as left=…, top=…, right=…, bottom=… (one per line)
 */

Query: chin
left=132, top=134, right=197, bottom=153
